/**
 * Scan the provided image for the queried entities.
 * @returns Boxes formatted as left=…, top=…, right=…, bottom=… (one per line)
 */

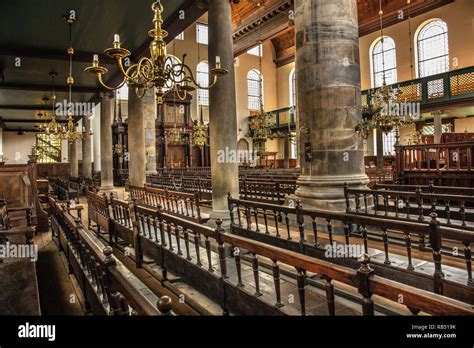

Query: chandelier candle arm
left=84, top=0, right=227, bottom=105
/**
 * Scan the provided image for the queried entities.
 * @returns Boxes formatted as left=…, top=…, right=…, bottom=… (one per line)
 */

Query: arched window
left=370, top=36, right=397, bottom=88
left=417, top=19, right=449, bottom=78
left=196, top=61, right=209, bottom=106
left=289, top=68, right=296, bottom=107
left=247, top=69, right=263, bottom=110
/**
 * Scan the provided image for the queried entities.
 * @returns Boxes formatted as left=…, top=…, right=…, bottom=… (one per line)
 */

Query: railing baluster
left=445, top=201, right=451, bottom=225
left=183, top=228, right=191, bottom=261
left=263, top=209, right=269, bottom=235
left=382, top=228, right=391, bottom=265
left=273, top=210, right=280, bottom=238
left=235, top=248, right=243, bottom=288
left=176, top=225, right=183, bottom=256
left=296, top=269, right=306, bottom=316
left=405, top=232, right=415, bottom=271
left=252, top=254, right=262, bottom=297
left=460, top=201, right=466, bottom=227
left=194, top=232, right=202, bottom=267
left=312, top=217, right=319, bottom=247
left=324, top=276, right=335, bottom=316
left=463, top=242, right=472, bottom=285
left=166, top=221, right=173, bottom=251
left=272, top=260, right=283, bottom=308
left=285, top=213, right=291, bottom=241
left=205, top=236, right=213, bottom=273
left=327, top=219, right=333, bottom=246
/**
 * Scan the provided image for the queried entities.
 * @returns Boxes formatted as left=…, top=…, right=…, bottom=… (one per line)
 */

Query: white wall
left=2, top=132, right=36, bottom=164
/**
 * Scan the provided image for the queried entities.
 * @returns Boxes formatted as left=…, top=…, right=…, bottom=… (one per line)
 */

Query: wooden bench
left=0, top=202, right=35, bottom=246
left=344, top=184, right=474, bottom=231
left=131, top=205, right=473, bottom=315
left=49, top=197, right=172, bottom=316
left=87, top=192, right=112, bottom=244
left=129, top=185, right=209, bottom=224
left=227, top=195, right=474, bottom=305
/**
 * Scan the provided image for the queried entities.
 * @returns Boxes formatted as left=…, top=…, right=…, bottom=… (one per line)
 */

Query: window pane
left=176, top=32, right=184, bottom=40
left=36, top=134, right=61, bottom=163
left=418, top=20, right=449, bottom=78
left=372, top=37, right=397, bottom=88
left=247, top=44, right=263, bottom=56
left=197, top=61, right=209, bottom=106
left=196, top=23, right=208, bottom=45
left=383, top=130, right=396, bottom=156
left=247, top=70, right=263, bottom=110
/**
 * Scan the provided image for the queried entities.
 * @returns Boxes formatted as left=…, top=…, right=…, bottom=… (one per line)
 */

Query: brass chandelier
left=85, top=0, right=228, bottom=105
left=44, top=72, right=63, bottom=140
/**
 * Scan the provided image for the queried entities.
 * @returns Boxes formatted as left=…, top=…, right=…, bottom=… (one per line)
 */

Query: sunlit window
left=247, top=69, right=263, bottom=110
left=371, top=36, right=397, bottom=88
left=383, top=130, right=396, bottom=156
left=196, top=23, right=208, bottom=45
left=247, top=44, right=263, bottom=57
left=36, top=134, right=61, bottom=163
left=197, top=61, right=209, bottom=106
left=417, top=19, right=449, bottom=78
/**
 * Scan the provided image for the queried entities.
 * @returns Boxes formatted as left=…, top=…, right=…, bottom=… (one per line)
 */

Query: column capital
left=100, top=91, right=115, bottom=100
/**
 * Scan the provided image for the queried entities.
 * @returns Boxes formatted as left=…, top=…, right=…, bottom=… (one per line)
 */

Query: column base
left=294, top=173, right=369, bottom=212
left=206, top=209, right=231, bottom=231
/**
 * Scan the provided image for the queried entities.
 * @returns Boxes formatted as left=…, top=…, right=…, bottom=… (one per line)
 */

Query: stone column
left=143, top=90, right=157, bottom=173
left=82, top=116, right=92, bottom=178
left=69, top=140, right=79, bottom=177
left=376, top=129, right=384, bottom=169
left=100, top=92, right=114, bottom=191
left=433, top=111, right=442, bottom=144
left=294, top=0, right=368, bottom=211
left=128, top=88, right=146, bottom=187
left=283, top=135, right=290, bottom=168
left=208, top=0, right=239, bottom=222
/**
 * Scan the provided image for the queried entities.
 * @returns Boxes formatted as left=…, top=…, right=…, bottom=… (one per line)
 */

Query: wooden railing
left=227, top=196, right=474, bottom=304
left=49, top=197, right=173, bottom=316
left=129, top=186, right=208, bottom=224
left=395, top=142, right=474, bottom=187
left=132, top=204, right=473, bottom=315
left=362, top=66, right=474, bottom=109
left=344, top=184, right=474, bottom=231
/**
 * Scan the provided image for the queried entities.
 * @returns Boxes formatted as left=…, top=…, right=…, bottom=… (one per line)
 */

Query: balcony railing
left=249, top=66, right=474, bottom=133
left=362, top=66, right=474, bottom=109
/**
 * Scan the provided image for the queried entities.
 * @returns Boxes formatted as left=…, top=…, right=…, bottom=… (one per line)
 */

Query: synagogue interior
left=0, top=0, right=474, bottom=335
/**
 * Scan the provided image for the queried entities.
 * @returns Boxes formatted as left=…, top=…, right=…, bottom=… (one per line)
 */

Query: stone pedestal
left=128, top=88, right=146, bottom=187
left=82, top=116, right=92, bottom=178
left=208, top=0, right=239, bottom=225
left=294, top=0, right=368, bottom=211
left=100, top=92, right=114, bottom=192
left=69, top=140, right=78, bottom=177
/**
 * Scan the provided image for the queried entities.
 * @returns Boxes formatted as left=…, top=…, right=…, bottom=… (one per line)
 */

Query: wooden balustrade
left=49, top=197, right=173, bottom=316
left=344, top=184, right=474, bottom=231
left=227, top=195, right=474, bottom=304
left=395, top=142, right=474, bottom=187
left=130, top=204, right=473, bottom=315
left=129, top=186, right=209, bottom=224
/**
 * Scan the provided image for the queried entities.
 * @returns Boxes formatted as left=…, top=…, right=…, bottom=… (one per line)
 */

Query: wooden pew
left=227, top=196, right=474, bottom=305
left=344, top=184, right=474, bottom=231
left=49, top=197, right=172, bottom=316
left=87, top=192, right=112, bottom=244
left=129, top=185, right=209, bottom=224
left=0, top=202, right=35, bottom=245
left=131, top=205, right=473, bottom=315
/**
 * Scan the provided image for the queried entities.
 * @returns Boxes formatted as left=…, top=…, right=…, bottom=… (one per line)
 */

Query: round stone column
left=82, top=115, right=92, bottom=178
left=294, top=0, right=369, bottom=211
left=208, top=0, right=239, bottom=222
left=99, top=92, right=114, bottom=192
left=69, top=140, right=79, bottom=177
left=128, top=88, right=146, bottom=187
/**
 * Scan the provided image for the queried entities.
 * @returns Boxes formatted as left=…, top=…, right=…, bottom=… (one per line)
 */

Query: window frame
left=370, top=36, right=398, bottom=88
left=416, top=19, right=449, bottom=78
left=247, top=69, right=263, bottom=111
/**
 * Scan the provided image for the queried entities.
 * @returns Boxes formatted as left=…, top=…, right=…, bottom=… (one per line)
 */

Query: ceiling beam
left=0, top=46, right=116, bottom=65
left=359, top=0, right=454, bottom=37
left=0, top=117, right=7, bottom=131
left=0, top=82, right=97, bottom=94
left=233, top=0, right=293, bottom=57
left=0, top=105, right=54, bottom=111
